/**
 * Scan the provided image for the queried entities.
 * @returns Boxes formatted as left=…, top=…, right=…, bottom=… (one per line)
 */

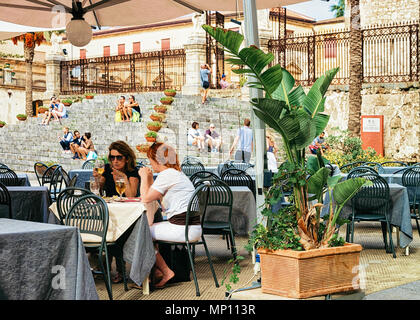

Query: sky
left=0, top=0, right=339, bottom=31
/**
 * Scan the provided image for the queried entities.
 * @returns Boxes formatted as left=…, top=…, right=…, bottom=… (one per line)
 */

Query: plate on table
left=122, top=197, right=142, bottom=202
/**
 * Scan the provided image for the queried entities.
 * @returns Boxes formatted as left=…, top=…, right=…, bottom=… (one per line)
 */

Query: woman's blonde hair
left=147, top=142, right=180, bottom=171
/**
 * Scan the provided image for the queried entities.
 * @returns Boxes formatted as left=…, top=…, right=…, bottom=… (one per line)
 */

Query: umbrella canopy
left=0, top=0, right=305, bottom=28
left=0, top=21, right=62, bottom=41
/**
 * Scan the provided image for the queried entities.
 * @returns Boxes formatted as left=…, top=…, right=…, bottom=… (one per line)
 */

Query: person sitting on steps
left=70, top=130, right=84, bottom=160
left=126, top=95, right=141, bottom=122
left=77, top=132, right=96, bottom=160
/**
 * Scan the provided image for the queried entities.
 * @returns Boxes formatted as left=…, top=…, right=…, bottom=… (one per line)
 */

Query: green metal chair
left=181, top=161, right=205, bottom=177
left=154, top=184, right=219, bottom=297
left=0, top=167, right=19, bottom=186
left=82, top=159, right=96, bottom=169
left=190, top=170, right=221, bottom=188
left=346, top=173, right=395, bottom=258
left=381, top=161, right=407, bottom=167
left=402, top=168, right=420, bottom=237
left=56, top=187, right=92, bottom=225
left=65, top=194, right=128, bottom=300
left=363, top=161, right=385, bottom=174
left=50, top=166, right=72, bottom=202
left=200, top=179, right=237, bottom=261
left=347, top=166, right=378, bottom=179
left=0, top=181, right=12, bottom=219
left=339, top=161, right=366, bottom=173
left=221, top=168, right=256, bottom=199
left=34, top=162, right=48, bottom=186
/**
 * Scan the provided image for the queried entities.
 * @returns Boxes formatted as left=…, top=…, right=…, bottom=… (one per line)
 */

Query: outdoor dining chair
left=181, top=161, right=205, bottom=177
left=65, top=194, right=128, bottom=300
left=182, top=156, right=202, bottom=165
left=221, top=168, right=256, bottom=199
left=41, top=164, right=60, bottom=187
left=363, top=161, right=385, bottom=173
left=56, top=187, right=92, bottom=225
left=339, top=161, right=367, bottom=173
left=50, top=166, right=72, bottom=202
left=82, top=159, right=96, bottom=169
left=218, top=160, right=254, bottom=177
left=347, top=166, right=379, bottom=179
left=381, top=161, right=407, bottom=167
left=0, top=167, right=19, bottom=186
left=34, top=162, right=49, bottom=186
left=402, top=168, right=420, bottom=237
left=153, top=184, right=219, bottom=297
left=199, top=179, right=237, bottom=261
left=0, top=163, right=9, bottom=169
left=346, top=173, right=395, bottom=258
left=0, top=181, right=12, bottom=219
left=190, top=170, right=221, bottom=188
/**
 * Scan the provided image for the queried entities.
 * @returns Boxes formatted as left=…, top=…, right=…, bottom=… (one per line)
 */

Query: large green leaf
left=333, top=177, right=370, bottom=207
left=291, top=109, right=317, bottom=150
left=272, top=68, right=295, bottom=106
left=202, top=25, right=243, bottom=55
left=307, top=167, right=330, bottom=199
left=252, top=99, right=288, bottom=140
left=238, top=47, right=274, bottom=75
left=288, top=85, right=306, bottom=108
left=259, top=64, right=284, bottom=96
left=313, top=113, right=330, bottom=136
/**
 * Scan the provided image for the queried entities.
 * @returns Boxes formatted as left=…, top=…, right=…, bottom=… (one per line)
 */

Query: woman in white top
left=139, top=142, right=200, bottom=288
left=187, top=121, right=205, bottom=151
left=52, top=99, right=67, bottom=120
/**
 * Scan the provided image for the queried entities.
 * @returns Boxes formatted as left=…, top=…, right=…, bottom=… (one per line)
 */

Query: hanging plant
left=145, top=131, right=158, bottom=142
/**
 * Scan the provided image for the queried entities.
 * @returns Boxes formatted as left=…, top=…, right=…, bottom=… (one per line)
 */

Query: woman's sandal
left=111, top=273, right=124, bottom=284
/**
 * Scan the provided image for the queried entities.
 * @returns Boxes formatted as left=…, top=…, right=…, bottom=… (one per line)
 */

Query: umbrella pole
left=243, top=0, right=266, bottom=224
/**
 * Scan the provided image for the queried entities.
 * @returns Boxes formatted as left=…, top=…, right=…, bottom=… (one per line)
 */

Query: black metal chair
left=190, top=170, right=221, bottom=188
left=363, top=161, right=385, bottom=174
left=181, top=161, right=205, bottom=177
left=347, top=166, right=378, bottom=179
left=182, top=156, right=202, bottom=165
left=402, top=168, right=420, bottom=237
left=69, top=174, right=78, bottom=188
left=34, top=162, right=49, bottom=186
left=0, top=167, right=19, bottom=186
left=346, top=173, right=395, bottom=258
left=221, top=168, right=256, bottom=199
left=41, top=164, right=60, bottom=187
left=0, top=181, right=12, bottom=219
left=82, top=159, right=96, bottom=169
left=56, top=187, right=92, bottom=225
left=381, top=161, right=407, bottom=167
left=0, top=163, right=9, bottom=169
left=339, top=161, right=366, bottom=173
left=65, top=194, right=128, bottom=300
left=50, top=166, right=71, bottom=202
left=153, top=184, right=219, bottom=297
left=200, top=179, right=237, bottom=260
left=218, top=160, right=254, bottom=177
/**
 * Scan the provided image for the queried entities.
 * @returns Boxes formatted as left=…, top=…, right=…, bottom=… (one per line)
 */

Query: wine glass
left=89, top=177, right=100, bottom=196
left=115, top=178, right=126, bottom=201
left=94, top=159, right=105, bottom=176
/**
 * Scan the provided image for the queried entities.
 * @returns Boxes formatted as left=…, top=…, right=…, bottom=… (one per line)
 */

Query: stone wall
left=323, top=84, right=420, bottom=161
left=359, top=0, right=419, bottom=26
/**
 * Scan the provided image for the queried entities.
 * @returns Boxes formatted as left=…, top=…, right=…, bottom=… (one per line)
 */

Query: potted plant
left=0, top=120, right=5, bottom=128
left=164, top=89, right=177, bottom=97
left=62, top=99, right=73, bottom=106
left=204, top=25, right=369, bottom=299
left=145, top=131, right=158, bottom=142
left=160, top=97, right=173, bottom=105
left=136, top=143, right=151, bottom=155
left=150, top=112, right=165, bottom=122
left=147, top=121, right=162, bottom=132
left=38, top=105, right=49, bottom=114
left=16, top=114, right=27, bottom=121
left=85, top=93, right=95, bottom=99
left=154, top=105, right=167, bottom=113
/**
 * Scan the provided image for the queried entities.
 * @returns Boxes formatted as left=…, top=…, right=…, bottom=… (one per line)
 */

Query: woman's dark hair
left=84, top=132, right=91, bottom=139
left=120, top=96, right=125, bottom=100
left=192, top=121, right=199, bottom=129
left=108, top=140, right=136, bottom=172
left=147, top=142, right=180, bottom=171
left=129, top=95, right=135, bottom=101
left=74, top=130, right=79, bottom=135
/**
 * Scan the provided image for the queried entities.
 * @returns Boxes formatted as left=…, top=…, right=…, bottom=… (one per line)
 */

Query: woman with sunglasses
left=138, top=142, right=200, bottom=288
left=93, top=140, right=140, bottom=283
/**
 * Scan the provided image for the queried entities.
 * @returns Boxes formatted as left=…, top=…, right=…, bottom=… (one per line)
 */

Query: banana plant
left=203, top=25, right=364, bottom=250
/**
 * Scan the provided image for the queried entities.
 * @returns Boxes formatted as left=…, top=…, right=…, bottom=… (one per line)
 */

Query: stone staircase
left=0, top=92, right=254, bottom=173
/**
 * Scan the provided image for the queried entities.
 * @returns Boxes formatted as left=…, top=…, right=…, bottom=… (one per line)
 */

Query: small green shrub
left=164, top=89, right=176, bottom=93
left=0, top=120, right=5, bottom=125
left=147, top=121, right=162, bottom=127
left=160, top=97, right=173, bottom=102
left=62, top=99, right=73, bottom=104
left=145, top=131, right=158, bottom=138
left=16, top=114, right=27, bottom=118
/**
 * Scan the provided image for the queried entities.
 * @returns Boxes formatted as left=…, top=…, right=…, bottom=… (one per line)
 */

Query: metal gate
left=269, top=7, right=287, bottom=67
left=206, top=11, right=225, bottom=89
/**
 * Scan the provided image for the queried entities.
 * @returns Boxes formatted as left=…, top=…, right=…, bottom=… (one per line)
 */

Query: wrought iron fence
left=268, top=22, right=419, bottom=85
left=60, top=48, right=186, bottom=95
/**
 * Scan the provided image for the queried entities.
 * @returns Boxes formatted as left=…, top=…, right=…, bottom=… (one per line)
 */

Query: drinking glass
left=89, top=177, right=100, bottom=196
left=94, top=159, right=105, bottom=176
left=115, top=178, right=126, bottom=200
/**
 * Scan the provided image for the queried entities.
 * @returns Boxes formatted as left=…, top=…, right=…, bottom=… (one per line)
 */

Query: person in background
left=76, top=132, right=96, bottom=160
left=115, top=96, right=128, bottom=122
left=187, top=121, right=205, bottom=152
left=126, top=95, right=141, bottom=122
left=219, top=74, right=232, bottom=89
left=58, top=126, right=73, bottom=153
left=139, top=142, right=200, bottom=289
left=51, top=98, right=68, bottom=121
left=309, top=131, right=330, bottom=155
left=200, top=64, right=211, bottom=104
left=229, top=118, right=253, bottom=163
left=205, top=123, right=222, bottom=153
left=70, top=130, right=84, bottom=160
left=266, top=135, right=278, bottom=173
left=41, top=96, right=58, bottom=126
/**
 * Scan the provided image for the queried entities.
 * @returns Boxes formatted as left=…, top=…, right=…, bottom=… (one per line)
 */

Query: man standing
left=229, top=119, right=253, bottom=163
left=200, top=64, right=211, bottom=104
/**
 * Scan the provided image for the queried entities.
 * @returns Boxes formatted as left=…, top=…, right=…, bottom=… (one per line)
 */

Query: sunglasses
left=109, top=155, right=124, bottom=161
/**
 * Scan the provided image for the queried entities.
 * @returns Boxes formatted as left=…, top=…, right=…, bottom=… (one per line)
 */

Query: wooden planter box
left=164, top=91, right=176, bottom=97
left=258, top=243, right=363, bottom=299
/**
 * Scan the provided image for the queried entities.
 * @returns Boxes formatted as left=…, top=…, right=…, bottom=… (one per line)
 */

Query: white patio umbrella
left=0, top=21, right=62, bottom=41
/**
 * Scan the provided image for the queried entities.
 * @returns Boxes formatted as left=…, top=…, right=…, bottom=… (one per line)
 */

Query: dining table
left=49, top=198, right=157, bottom=295
left=0, top=218, right=98, bottom=300
left=16, top=173, right=31, bottom=186
left=0, top=186, right=50, bottom=222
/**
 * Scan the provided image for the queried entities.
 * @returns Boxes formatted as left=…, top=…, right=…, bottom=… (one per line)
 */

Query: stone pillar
left=257, top=9, right=272, bottom=54
left=182, top=13, right=207, bottom=96
left=45, top=53, right=64, bottom=99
